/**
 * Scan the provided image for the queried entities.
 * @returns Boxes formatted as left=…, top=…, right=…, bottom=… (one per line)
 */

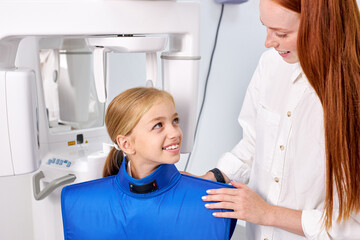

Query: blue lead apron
left=61, top=159, right=236, bottom=240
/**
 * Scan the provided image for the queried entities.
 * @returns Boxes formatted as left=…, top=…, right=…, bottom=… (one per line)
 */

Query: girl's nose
left=168, top=125, right=182, bottom=140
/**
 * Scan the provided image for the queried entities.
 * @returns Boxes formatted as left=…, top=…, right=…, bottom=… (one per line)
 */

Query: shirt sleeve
left=216, top=53, right=264, bottom=183
left=302, top=210, right=360, bottom=240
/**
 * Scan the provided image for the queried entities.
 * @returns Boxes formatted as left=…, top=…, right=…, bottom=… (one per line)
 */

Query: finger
left=202, top=194, right=236, bottom=203
left=212, top=211, right=240, bottom=219
left=205, top=201, right=235, bottom=210
left=230, top=181, right=247, bottom=189
left=206, top=188, right=239, bottom=196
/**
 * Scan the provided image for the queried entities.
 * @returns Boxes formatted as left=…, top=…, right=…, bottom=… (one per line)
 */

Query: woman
left=61, top=87, right=236, bottom=240
left=200, top=0, right=360, bottom=239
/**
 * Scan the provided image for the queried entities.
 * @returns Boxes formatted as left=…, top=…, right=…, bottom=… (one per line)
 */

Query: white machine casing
left=0, top=70, right=39, bottom=176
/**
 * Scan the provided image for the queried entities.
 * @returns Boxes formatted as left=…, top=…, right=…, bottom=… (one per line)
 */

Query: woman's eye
left=173, top=117, right=179, bottom=124
left=153, top=122, right=163, bottom=129
left=275, top=33, right=287, bottom=38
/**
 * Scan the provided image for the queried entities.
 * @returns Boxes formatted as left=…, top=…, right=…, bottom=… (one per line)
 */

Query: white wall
left=185, top=0, right=266, bottom=174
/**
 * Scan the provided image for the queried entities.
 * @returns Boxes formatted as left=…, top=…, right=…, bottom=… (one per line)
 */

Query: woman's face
left=260, top=0, right=300, bottom=63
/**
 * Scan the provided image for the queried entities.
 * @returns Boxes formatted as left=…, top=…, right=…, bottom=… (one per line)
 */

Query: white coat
left=217, top=49, right=360, bottom=240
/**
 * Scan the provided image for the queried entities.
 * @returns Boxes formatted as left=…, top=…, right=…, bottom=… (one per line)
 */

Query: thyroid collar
left=116, top=157, right=181, bottom=197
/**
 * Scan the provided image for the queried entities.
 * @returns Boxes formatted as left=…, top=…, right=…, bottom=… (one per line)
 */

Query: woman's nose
left=264, top=30, right=278, bottom=48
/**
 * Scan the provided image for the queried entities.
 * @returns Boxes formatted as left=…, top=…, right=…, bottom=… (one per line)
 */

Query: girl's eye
left=275, top=33, right=287, bottom=38
left=173, top=117, right=179, bottom=124
left=153, top=122, right=163, bottom=129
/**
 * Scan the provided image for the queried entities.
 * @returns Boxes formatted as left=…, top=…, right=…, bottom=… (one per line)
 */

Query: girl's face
left=127, top=100, right=182, bottom=171
left=260, top=0, right=300, bottom=63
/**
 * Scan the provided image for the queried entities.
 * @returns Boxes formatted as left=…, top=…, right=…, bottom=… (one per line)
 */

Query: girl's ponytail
left=103, top=147, right=124, bottom=177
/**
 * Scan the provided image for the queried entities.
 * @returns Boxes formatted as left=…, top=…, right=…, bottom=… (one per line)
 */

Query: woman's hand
left=203, top=181, right=304, bottom=236
left=202, top=181, right=273, bottom=226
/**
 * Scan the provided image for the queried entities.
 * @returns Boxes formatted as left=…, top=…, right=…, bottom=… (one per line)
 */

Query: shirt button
left=280, top=145, right=285, bottom=150
left=274, top=177, right=279, bottom=183
left=287, top=111, right=291, bottom=117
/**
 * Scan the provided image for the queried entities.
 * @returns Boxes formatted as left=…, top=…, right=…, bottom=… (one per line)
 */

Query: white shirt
left=217, top=49, right=360, bottom=240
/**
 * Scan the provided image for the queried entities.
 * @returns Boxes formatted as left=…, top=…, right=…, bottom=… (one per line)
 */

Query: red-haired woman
left=200, top=0, right=360, bottom=239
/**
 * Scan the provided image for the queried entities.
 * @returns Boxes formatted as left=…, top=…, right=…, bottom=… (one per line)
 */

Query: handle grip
left=33, top=171, right=76, bottom=200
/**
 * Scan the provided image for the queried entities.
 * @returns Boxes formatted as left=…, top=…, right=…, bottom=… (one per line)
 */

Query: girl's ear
left=116, top=135, right=135, bottom=155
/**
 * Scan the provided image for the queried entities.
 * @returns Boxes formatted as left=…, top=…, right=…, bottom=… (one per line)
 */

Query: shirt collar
left=290, top=62, right=317, bottom=93
left=291, top=62, right=303, bottom=83
left=116, top=157, right=181, bottom=197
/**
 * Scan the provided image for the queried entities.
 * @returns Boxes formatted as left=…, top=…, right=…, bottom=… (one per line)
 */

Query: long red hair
left=272, top=0, right=360, bottom=229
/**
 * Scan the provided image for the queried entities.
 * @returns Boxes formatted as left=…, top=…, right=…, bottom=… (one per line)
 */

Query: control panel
left=46, top=158, right=72, bottom=168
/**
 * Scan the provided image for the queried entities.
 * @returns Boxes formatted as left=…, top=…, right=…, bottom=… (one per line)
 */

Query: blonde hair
left=103, top=87, right=175, bottom=177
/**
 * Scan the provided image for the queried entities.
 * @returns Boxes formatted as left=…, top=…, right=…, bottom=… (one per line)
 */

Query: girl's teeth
left=164, top=144, right=179, bottom=150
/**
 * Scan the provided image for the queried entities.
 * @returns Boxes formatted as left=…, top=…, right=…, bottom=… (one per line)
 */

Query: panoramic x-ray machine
left=0, top=0, right=200, bottom=239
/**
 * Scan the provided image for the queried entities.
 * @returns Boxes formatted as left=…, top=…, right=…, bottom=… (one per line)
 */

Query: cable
left=184, top=4, right=225, bottom=171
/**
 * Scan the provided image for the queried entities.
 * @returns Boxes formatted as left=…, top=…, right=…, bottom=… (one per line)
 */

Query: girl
left=61, top=87, right=236, bottom=240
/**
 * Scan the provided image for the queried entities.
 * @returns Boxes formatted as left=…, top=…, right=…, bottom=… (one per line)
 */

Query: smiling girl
left=103, top=87, right=182, bottom=179
left=61, top=87, right=236, bottom=240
